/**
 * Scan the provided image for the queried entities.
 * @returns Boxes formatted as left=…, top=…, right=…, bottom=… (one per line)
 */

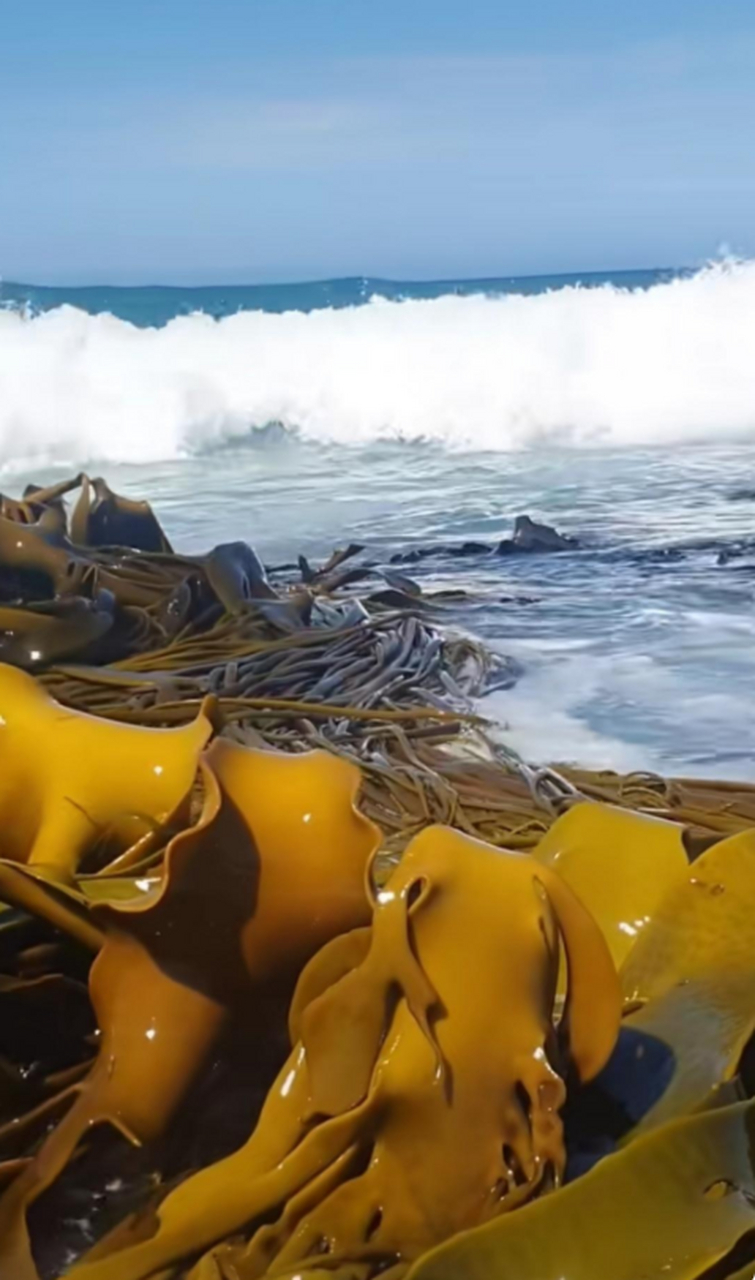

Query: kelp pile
left=1, top=476, right=755, bottom=1279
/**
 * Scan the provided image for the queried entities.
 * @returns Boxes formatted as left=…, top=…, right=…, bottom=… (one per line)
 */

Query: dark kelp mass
left=0, top=475, right=754, bottom=1278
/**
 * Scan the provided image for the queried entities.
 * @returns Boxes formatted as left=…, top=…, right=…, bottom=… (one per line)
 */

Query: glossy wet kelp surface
left=0, top=475, right=754, bottom=1278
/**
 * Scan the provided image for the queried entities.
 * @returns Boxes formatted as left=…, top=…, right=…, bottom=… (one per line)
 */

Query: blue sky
left=2, top=0, right=755, bottom=283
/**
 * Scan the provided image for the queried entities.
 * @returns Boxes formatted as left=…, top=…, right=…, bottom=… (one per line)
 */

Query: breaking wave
left=2, top=260, right=755, bottom=469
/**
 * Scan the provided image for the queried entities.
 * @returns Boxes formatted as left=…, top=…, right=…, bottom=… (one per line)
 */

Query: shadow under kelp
left=564, top=1025, right=676, bottom=1179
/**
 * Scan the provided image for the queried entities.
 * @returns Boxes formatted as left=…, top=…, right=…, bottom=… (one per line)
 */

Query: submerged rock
left=497, top=515, right=579, bottom=554
left=389, top=540, right=492, bottom=564
left=390, top=519, right=578, bottom=563
left=449, top=540, right=493, bottom=557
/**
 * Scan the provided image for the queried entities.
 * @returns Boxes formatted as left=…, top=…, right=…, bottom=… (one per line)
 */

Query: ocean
left=2, top=262, right=755, bottom=780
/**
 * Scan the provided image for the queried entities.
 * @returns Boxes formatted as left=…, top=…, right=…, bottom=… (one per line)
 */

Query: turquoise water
left=2, top=264, right=755, bottom=779
left=1, top=267, right=677, bottom=327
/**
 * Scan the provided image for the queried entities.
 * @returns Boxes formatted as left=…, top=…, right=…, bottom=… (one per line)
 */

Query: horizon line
left=0, top=263, right=686, bottom=294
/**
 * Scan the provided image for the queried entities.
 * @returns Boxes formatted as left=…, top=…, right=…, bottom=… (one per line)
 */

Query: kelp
left=0, top=596, right=115, bottom=670
left=0, top=739, right=380, bottom=1280
left=408, top=1100, right=755, bottom=1280
left=614, top=829, right=755, bottom=1136
left=0, top=664, right=214, bottom=879
left=0, top=473, right=748, bottom=854
left=533, top=802, right=691, bottom=973
left=70, top=478, right=173, bottom=555
left=0, top=932, right=228, bottom=1280
left=0, top=474, right=753, bottom=1280
left=62, top=826, right=619, bottom=1280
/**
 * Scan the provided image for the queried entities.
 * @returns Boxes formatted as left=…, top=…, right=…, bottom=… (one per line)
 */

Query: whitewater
left=1, top=259, right=755, bottom=467
left=2, top=260, right=755, bottom=782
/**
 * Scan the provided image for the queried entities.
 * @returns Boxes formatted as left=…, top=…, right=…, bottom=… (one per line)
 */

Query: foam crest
left=2, top=261, right=754, bottom=468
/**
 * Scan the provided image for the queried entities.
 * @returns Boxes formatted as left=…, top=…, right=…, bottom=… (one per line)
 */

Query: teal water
left=1, top=266, right=678, bottom=327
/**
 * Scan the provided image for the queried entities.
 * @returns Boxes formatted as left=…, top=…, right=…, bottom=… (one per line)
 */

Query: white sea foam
left=2, top=260, right=755, bottom=469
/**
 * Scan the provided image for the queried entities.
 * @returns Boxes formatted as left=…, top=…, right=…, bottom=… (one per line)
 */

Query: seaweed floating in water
left=0, top=476, right=753, bottom=1279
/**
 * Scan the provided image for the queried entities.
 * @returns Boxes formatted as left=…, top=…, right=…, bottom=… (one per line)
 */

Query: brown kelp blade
left=0, top=595, right=114, bottom=669
left=0, top=864, right=104, bottom=952
left=0, top=931, right=226, bottom=1280
left=199, top=542, right=278, bottom=610
left=71, top=477, right=173, bottom=554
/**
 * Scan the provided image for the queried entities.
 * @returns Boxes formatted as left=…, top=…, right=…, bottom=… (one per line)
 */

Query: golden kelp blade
left=98, top=743, right=382, bottom=998
left=205, top=738, right=381, bottom=983
left=407, top=1100, right=755, bottom=1280
left=0, top=766, right=240, bottom=1280
left=0, top=665, right=214, bottom=879
left=0, top=745, right=381, bottom=1280
left=68, top=826, right=619, bottom=1280
left=622, top=970, right=755, bottom=1137
left=621, top=828, right=755, bottom=1004
left=287, top=926, right=372, bottom=1045
left=76, top=743, right=379, bottom=1141
left=532, top=801, right=690, bottom=973
left=612, top=828, right=755, bottom=1136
